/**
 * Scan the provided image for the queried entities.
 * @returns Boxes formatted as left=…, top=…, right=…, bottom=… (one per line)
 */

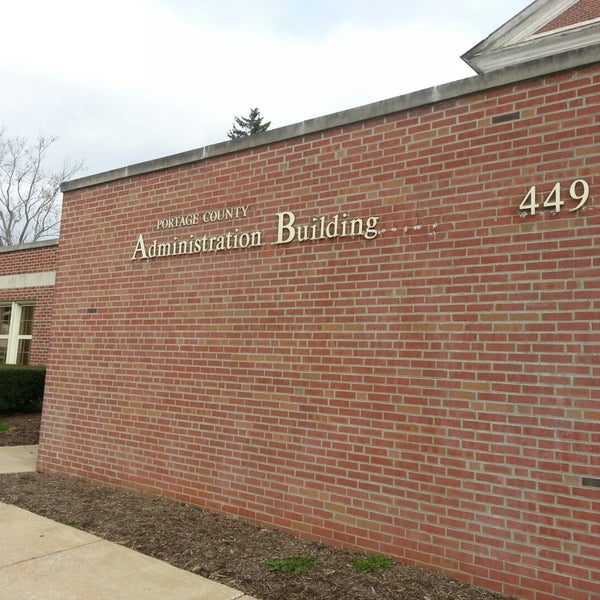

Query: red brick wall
left=536, top=0, right=600, bottom=35
left=0, top=242, right=57, bottom=365
left=39, top=63, right=600, bottom=600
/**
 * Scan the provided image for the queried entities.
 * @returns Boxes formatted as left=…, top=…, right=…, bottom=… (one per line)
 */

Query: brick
left=6, top=59, right=596, bottom=600
left=0, top=242, right=57, bottom=365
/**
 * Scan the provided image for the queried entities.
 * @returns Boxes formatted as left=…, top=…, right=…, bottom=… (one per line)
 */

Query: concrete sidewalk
left=0, top=444, right=38, bottom=473
left=0, top=446, right=259, bottom=600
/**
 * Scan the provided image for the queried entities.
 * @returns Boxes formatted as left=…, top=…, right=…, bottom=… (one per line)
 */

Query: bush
left=0, top=365, right=46, bottom=415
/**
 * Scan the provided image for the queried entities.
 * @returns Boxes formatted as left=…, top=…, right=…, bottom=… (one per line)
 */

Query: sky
left=2, top=0, right=534, bottom=179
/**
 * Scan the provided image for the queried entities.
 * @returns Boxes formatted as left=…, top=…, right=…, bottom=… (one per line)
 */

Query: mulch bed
left=0, top=412, right=41, bottom=446
left=0, top=413, right=516, bottom=600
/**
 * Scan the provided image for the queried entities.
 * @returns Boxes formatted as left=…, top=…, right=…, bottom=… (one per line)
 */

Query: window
left=0, top=303, right=34, bottom=364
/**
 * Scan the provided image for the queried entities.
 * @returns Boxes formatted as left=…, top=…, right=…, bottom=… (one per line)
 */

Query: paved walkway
left=0, top=445, right=259, bottom=600
left=0, top=445, right=38, bottom=473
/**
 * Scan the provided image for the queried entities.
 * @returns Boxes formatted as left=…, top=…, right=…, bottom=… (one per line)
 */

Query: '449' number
left=519, top=179, right=590, bottom=215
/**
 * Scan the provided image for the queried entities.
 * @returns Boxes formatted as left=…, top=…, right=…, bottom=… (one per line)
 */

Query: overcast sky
left=2, top=0, right=533, bottom=178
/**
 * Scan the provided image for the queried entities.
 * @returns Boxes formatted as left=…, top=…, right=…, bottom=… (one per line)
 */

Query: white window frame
left=0, top=302, right=34, bottom=364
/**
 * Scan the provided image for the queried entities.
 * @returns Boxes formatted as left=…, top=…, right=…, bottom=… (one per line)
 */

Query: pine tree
left=227, top=108, right=271, bottom=139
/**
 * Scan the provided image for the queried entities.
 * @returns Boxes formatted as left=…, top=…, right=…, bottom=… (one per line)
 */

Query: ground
left=0, top=413, right=516, bottom=600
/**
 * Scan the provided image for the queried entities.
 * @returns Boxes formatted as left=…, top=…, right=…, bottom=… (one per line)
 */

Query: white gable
left=462, top=0, right=600, bottom=73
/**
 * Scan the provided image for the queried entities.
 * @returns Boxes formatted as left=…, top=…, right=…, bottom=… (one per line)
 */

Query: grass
left=350, top=555, right=394, bottom=573
left=266, top=556, right=318, bottom=574
left=267, top=553, right=393, bottom=576
left=58, top=518, right=81, bottom=528
left=0, top=422, right=10, bottom=434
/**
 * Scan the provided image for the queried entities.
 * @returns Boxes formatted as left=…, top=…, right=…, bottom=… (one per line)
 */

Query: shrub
left=0, top=365, right=46, bottom=415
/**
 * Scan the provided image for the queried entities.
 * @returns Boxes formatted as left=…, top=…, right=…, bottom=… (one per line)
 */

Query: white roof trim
left=461, top=0, right=598, bottom=73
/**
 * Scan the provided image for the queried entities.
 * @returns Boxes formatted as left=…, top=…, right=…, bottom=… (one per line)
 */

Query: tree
left=0, top=127, right=83, bottom=246
left=227, top=108, right=271, bottom=140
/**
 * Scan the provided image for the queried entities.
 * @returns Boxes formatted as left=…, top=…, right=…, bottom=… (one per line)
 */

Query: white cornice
left=461, top=0, right=599, bottom=73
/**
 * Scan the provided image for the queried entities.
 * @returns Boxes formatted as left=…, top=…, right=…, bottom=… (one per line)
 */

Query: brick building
left=2, top=1, right=596, bottom=598
left=0, top=241, right=57, bottom=366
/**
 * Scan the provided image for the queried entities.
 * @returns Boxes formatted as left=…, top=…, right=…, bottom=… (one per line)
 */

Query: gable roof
left=462, top=0, right=600, bottom=73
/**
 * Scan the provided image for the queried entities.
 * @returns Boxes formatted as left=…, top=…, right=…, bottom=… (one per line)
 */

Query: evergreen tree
left=227, top=108, right=271, bottom=139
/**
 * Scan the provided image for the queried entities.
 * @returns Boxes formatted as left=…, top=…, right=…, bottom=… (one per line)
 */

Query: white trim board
left=0, top=272, right=56, bottom=290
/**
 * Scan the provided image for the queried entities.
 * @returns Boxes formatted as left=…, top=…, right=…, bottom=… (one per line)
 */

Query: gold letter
left=364, top=216, right=380, bottom=240
left=131, top=234, right=147, bottom=260
left=273, top=211, right=296, bottom=245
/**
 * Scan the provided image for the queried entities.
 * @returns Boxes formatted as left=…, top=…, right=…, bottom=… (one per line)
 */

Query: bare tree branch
left=0, top=127, right=84, bottom=245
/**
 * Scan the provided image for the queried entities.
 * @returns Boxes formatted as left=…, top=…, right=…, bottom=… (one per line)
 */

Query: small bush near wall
left=0, top=366, right=46, bottom=414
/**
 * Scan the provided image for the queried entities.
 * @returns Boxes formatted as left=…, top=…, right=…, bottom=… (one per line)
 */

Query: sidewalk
left=0, top=445, right=38, bottom=473
left=0, top=446, right=259, bottom=600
